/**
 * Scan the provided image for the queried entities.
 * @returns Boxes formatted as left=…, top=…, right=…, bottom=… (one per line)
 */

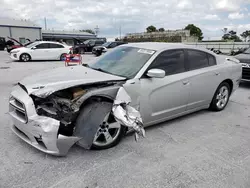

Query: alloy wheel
left=216, top=86, right=229, bottom=109
left=93, top=113, right=121, bottom=147
left=21, top=54, right=30, bottom=62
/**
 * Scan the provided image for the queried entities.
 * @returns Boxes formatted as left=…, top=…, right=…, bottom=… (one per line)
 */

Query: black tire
left=20, top=53, right=31, bottom=62
left=79, top=48, right=85, bottom=54
left=60, top=53, right=66, bottom=61
left=74, top=100, right=126, bottom=150
left=95, top=50, right=102, bottom=56
left=209, top=82, right=231, bottom=111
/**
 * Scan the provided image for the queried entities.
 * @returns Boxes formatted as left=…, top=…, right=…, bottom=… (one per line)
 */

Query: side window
left=96, top=41, right=104, bottom=45
left=208, top=54, right=216, bottom=66
left=49, top=43, right=64, bottom=48
left=149, top=49, right=185, bottom=76
left=109, top=42, right=117, bottom=48
left=187, top=50, right=209, bottom=70
left=36, top=43, right=49, bottom=49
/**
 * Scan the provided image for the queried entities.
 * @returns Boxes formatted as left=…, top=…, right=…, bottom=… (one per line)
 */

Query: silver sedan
left=9, top=43, right=242, bottom=156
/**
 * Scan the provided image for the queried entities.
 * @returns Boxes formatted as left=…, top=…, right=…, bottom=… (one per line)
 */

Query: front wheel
left=209, top=82, right=231, bottom=111
left=75, top=101, right=126, bottom=150
left=20, top=53, right=31, bottom=62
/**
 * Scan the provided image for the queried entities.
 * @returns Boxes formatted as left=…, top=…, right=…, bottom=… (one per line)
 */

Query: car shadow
left=240, top=81, right=250, bottom=89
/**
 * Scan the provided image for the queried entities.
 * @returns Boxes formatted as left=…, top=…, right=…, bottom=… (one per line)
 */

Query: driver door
left=139, top=49, right=190, bottom=125
left=31, top=43, right=50, bottom=60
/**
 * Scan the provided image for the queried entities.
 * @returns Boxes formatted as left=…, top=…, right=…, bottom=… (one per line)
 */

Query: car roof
left=123, top=42, right=214, bottom=54
left=34, top=41, right=67, bottom=46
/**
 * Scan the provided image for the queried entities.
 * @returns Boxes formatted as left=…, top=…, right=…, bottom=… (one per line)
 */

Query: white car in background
left=10, top=41, right=72, bottom=62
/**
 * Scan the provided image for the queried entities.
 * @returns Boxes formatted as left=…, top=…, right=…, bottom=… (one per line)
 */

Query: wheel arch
left=221, top=79, right=233, bottom=95
left=19, top=53, right=31, bottom=61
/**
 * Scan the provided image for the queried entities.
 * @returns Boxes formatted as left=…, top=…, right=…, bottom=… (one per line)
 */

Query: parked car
left=73, top=38, right=105, bottom=54
left=230, top=47, right=248, bottom=56
left=234, top=48, right=250, bottom=81
left=0, top=37, right=5, bottom=51
left=9, top=43, right=241, bottom=156
left=10, top=41, right=72, bottom=62
left=6, top=37, right=36, bottom=53
left=92, top=41, right=127, bottom=56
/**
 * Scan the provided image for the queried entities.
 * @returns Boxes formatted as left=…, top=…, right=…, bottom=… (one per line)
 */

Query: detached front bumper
left=9, top=85, right=80, bottom=156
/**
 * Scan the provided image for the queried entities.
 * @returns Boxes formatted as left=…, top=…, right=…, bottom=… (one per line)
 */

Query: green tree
left=222, top=30, right=242, bottom=42
left=184, top=24, right=203, bottom=40
left=158, top=28, right=165, bottom=32
left=240, top=30, right=250, bottom=42
left=79, top=29, right=95, bottom=34
left=146, top=25, right=157, bottom=33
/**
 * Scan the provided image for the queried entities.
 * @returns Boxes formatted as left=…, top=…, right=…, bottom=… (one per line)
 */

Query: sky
left=1, top=0, right=250, bottom=40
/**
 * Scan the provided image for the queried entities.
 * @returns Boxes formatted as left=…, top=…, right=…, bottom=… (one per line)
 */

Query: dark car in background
left=0, top=37, right=5, bottom=51
left=73, top=38, right=105, bottom=54
left=234, top=48, right=250, bottom=81
left=92, top=41, right=127, bottom=56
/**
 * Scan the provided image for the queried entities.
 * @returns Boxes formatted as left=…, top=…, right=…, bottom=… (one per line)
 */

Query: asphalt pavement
left=0, top=51, right=250, bottom=188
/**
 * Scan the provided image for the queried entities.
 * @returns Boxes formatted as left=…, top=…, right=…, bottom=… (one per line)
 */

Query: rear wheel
left=209, top=82, right=231, bottom=111
left=79, top=48, right=85, bottom=54
left=20, top=53, right=31, bottom=62
left=60, top=53, right=66, bottom=61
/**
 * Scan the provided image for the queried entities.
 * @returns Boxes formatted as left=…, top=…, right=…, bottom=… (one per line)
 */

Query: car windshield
left=89, top=46, right=155, bottom=78
left=83, top=40, right=91, bottom=44
left=244, top=48, right=250, bottom=54
left=102, top=42, right=112, bottom=47
left=25, top=42, right=38, bottom=48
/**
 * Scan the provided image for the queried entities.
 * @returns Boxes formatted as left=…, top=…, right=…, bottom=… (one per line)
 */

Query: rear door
left=185, top=49, right=221, bottom=110
left=49, top=43, right=65, bottom=59
left=31, top=43, right=50, bottom=60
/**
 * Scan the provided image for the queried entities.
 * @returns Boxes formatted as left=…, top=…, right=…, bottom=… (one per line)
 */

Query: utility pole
left=119, top=25, right=121, bottom=40
left=94, top=25, right=99, bottom=37
left=44, top=17, right=47, bottom=30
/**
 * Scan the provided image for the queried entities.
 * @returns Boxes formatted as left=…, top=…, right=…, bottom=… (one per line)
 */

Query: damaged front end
left=9, top=82, right=145, bottom=156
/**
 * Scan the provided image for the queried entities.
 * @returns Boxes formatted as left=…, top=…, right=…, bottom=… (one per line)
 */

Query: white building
left=0, top=18, right=42, bottom=43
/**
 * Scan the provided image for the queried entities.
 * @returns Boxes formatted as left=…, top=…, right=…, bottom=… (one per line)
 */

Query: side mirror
left=147, top=69, right=165, bottom=78
left=31, top=46, right=36, bottom=50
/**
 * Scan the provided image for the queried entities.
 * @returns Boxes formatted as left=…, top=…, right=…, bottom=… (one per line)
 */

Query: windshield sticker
left=138, top=49, right=155, bottom=55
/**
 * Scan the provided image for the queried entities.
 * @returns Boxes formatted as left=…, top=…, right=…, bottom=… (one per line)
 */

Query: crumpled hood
left=20, top=66, right=125, bottom=97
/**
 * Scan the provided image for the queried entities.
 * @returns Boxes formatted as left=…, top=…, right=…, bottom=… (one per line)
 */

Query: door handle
left=182, top=80, right=189, bottom=85
left=215, top=72, right=220, bottom=76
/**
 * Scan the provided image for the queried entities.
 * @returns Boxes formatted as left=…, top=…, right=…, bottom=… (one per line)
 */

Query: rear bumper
left=9, top=85, right=80, bottom=156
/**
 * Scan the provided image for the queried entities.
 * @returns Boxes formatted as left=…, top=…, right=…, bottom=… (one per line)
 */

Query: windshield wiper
left=91, top=67, right=110, bottom=74
left=82, top=63, right=89, bottom=67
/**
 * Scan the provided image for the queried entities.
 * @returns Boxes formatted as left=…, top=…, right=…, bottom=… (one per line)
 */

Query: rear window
left=208, top=54, right=216, bottom=66
left=187, top=50, right=209, bottom=70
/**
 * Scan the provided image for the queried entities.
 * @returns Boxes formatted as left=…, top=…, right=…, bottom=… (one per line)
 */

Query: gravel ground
left=0, top=51, right=250, bottom=188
